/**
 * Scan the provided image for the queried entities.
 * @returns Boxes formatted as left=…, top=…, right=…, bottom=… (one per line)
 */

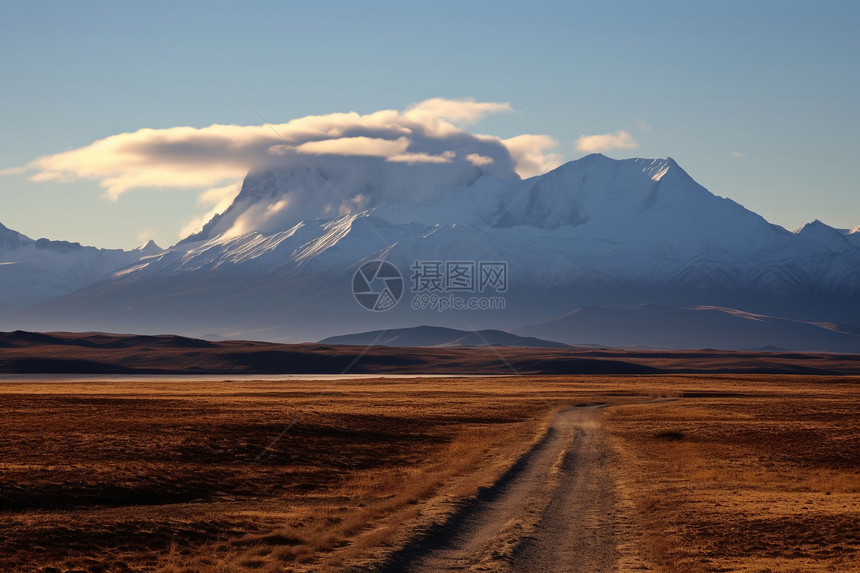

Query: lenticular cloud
left=19, top=98, right=555, bottom=202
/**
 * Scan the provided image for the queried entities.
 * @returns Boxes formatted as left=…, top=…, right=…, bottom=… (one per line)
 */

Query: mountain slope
left=513, top=305, right=860, bottom=353
left=0, top=222, right=32, bottom=250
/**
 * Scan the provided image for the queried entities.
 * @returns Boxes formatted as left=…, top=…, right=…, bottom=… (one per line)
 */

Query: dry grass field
left=0, top=376, right=580, bottom=572
left=0, top=374, right=858, bottom=572
left=604, top=376, right=860, bottom=572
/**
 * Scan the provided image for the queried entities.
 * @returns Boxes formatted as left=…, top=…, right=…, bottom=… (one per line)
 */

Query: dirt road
left=393, top=405, right=634, bottom=572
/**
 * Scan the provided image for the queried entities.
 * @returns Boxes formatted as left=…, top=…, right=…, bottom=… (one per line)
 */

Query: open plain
left=0, top=374, right=858, bottom=572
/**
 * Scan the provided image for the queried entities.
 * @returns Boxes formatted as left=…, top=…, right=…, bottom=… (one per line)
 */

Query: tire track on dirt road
left=385, top=403, right=641, bottom=572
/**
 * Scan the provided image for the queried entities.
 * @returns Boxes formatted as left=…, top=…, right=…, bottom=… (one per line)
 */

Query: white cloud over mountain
left=14, top=98, right=551, bottom=204
left=178, top=182, right=242, bottom=239
left=575, top=130, right=638, bottom=153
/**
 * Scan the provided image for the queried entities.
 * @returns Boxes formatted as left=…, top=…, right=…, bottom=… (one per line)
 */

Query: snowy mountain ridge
left=3, top=154, right=859, bottom=346
left=0, top=226, right=163, bottom=314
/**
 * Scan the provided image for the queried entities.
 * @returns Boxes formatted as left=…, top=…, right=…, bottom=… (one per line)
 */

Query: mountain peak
left=0, top=221, right=33, bottom=250
left=136, top=240, right=163, bottom=255
left=795, top=219, right=833, bottom=234
left=560, top=155, right=682, bottom=180
left=579, top=152, right=611, bottom=161
left=794, top=219, right=854, bottom=250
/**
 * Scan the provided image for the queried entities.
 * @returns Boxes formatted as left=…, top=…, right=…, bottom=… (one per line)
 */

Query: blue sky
left=1, top=0, right=858, bottom=249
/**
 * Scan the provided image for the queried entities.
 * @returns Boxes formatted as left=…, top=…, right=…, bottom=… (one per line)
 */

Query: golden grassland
left=0, top=375, right=858, bottom=572
left=604, top=376, right=860, bottom=572
left=0, top=377, right=581, bottom=573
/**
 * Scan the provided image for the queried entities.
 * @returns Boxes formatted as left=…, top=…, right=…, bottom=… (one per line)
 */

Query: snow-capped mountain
left=0, top=223, right=163, bottom=314
left=4, top=154, right=860, bottom=348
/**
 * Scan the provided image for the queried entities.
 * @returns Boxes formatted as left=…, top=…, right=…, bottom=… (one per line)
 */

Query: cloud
left=224, top=196, right=292, bottom=240
left=502, top=134, right=559, bottom=178
left=389, top=149, right=456, bottom=164
left=404, top=97, right=512, bottom=124
left=465, top=153, right=494, bottom=167
left=26, top=124, right=273, bottom=200
left=12, top=98, right=546, bottom=201
left=731, top=151, right=744, bottom=158
left=636, top=120, right=652, bottom=132
left=290, top=136, right=411, bottom=158
left=6, top=98, right=562, bottom=239
left=574, top=130, right=638, bottom=153
left=179, top=182, right=243, bottom=239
